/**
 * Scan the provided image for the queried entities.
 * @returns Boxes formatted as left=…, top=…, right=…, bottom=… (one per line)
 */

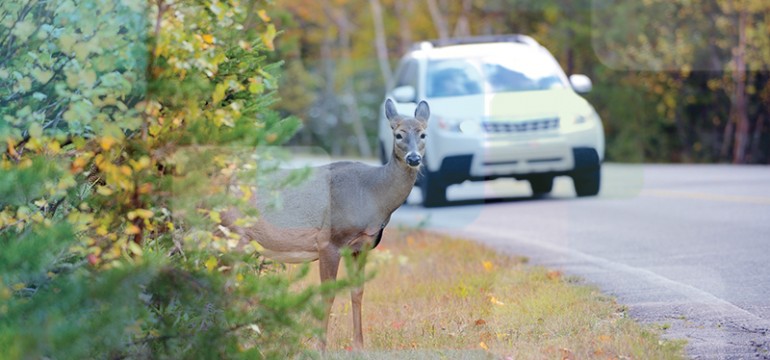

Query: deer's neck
left=377, top=152, right=419, bottom=211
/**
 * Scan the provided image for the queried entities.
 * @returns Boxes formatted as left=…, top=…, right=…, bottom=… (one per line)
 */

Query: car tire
left=528, top=174, right=554, bottom=196
left=421, top=169, right=447, bottom=207
left=572, top=165, right=601, bottom=197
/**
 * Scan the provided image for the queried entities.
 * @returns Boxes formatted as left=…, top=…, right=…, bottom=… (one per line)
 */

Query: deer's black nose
left=406, top=153, right=422, bottom=167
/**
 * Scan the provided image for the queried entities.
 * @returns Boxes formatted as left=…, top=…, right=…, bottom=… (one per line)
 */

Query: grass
left=290, top=229, right=686, bottom=359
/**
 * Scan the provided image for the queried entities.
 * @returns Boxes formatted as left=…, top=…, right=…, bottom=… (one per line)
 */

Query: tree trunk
left=731, top=8, right=749, bottom=163
left=369, top=0, right=394, bottom=88
left=320, top=22, right=341, bottom=156
left=425, top=0, right=449, bottom=41
left=328, top=5, right=372, bottom=157
left=394, top=0, right=414, bottom=53
left=452, top=0, right=473, bottom=37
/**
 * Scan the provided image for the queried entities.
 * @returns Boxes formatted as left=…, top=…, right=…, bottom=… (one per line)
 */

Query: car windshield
left=426, top=53, right=567, bottom=98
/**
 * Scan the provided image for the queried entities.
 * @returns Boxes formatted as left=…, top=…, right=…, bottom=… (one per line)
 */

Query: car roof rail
left=410, top=34, right=539, bottom=51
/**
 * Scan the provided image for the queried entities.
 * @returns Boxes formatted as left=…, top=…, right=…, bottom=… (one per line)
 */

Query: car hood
left=427, top=89, right=593, bottom=121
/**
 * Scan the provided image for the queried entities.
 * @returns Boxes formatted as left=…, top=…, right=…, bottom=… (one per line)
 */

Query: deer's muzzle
left=406, top=153, right=422, bottom=167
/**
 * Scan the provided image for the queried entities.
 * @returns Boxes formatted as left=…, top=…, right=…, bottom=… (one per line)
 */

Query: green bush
left=0, top=0, right=338, bottom=358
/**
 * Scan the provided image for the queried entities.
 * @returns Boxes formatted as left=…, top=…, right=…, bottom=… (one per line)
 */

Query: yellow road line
left=641, top=189, right=770, bottom=205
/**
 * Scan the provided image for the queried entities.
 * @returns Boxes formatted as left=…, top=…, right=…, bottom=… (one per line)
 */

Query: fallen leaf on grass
left=488, top=295, right=505, bottom=306
left=474, top=319, right=486, bottom=326
left=547, top=270, right=563, bottom=281
left=482, top=260, right=494, bottom=272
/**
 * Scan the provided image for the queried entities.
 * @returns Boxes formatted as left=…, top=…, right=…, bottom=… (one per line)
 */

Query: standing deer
left=223, top=99, right=429, bottom=349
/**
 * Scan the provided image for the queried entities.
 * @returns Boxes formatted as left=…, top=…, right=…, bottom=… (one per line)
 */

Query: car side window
left=395, top=60, right=419, bottom=90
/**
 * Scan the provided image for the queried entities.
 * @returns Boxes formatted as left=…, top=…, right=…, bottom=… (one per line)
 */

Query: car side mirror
left=569, top=74, right=592, bottom=94
left=392, top=85, right=417, bottom=103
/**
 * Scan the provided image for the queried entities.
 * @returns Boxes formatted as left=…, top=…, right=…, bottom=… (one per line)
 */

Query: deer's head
left=385, top=98, right=429, bottom=169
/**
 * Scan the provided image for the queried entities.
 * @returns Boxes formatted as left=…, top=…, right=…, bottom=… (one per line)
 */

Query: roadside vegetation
left=1, top=0, right=338, bottom=358
left=307, top=229, right=686, bottom=359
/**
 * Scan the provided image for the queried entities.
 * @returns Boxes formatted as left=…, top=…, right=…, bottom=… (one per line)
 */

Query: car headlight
left=572, top=110, right=598, bottom=125
left=436, top=116, right=480, bottom=134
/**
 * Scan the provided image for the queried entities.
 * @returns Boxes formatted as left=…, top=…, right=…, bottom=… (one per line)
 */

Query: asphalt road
left=389, top=163, right=770, bottom=359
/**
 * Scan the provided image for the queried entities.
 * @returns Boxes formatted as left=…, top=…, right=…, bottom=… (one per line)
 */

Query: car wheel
left=572, top=165, right=601, bottom=197
left=421, top=169, right=447, bottom=207
left=528, top=174, right=554, bottom=196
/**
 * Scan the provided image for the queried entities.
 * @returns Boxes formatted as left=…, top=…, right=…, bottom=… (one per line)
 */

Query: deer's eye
left=420, top=133, right=427, bottom=139
left=395, top=134, right=403, bottom=140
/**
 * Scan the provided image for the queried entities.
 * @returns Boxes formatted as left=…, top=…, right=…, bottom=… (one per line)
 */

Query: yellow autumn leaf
left=261, top=24, right=276, bottom=51
left=134, top=209, right=154, bottom=219
left=257, top=9, right=271, bottom=22
left=201, top=34, right=214, bottom=44
left=489, top=296, right=505, bottom=306
left=96, top=186, right=113, bottom=196
left=479, top=341, right=489, bottom=351
left=482, top=260, right=494, bottom=272
left=212, top=83, right=227, bottom=105
left=209, top=211, right=221, bottom=223
left=47, top=140, right=61, bottom=154
left=205, top=256, right=218, bottom=272
left=239, top=185, right=253, bottom=201
left=99, top=136, right=116, bottom=150
left=129, top=156, right=151, bottom=171
left=125, top=224, right=141, bottom=235
left=31, top=213, right=44, bottom=223
left=12, top=283, right=26, bottom=291
left=128, top=241, right=143, bottom=256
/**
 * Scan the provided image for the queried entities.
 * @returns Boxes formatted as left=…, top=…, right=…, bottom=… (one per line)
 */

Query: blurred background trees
left=271, top=0, right=770, bottom=164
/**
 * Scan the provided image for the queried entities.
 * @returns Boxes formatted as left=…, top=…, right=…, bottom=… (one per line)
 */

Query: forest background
left=273, top=0, right=770, bottom=164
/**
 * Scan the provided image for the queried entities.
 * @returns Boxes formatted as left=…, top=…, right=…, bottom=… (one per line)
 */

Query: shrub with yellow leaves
left=0, top=0, right=336, bottom=358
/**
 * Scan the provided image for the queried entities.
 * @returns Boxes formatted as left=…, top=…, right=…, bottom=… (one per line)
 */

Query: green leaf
left=81, top=69, right=97, bottom=88
left=32, top=69, right=54, bottom=84
left=12, top=20, right=36, bottom=39
left=28, top=123, right=43, bottom=138
left=59, top=33, right=77, bottom=52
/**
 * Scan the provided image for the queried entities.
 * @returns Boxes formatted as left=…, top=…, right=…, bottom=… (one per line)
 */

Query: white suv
left=378, top=35, right=605, bottom=207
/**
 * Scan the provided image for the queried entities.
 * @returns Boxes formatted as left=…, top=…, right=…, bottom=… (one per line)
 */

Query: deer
left=221, top=98, right=430, bottom=349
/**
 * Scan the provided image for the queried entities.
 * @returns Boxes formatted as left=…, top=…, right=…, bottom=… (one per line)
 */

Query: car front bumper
left=426, top=125, right=602, bottom=183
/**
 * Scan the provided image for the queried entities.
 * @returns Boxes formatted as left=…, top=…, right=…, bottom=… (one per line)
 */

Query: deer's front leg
left=318, top=245, right=341, bottom=350
left=351, top=248, right=368, bottom=349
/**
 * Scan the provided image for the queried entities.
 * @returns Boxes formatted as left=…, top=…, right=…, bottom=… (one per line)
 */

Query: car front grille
left=482, top=117, right=560, bottom=133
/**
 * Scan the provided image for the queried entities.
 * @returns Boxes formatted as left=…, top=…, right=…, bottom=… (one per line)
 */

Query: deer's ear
left=385, top=98, right=401, bottom=129
left=414, top=100, right=430, bottom=123
left=385, top=98, right=399, bottom=121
